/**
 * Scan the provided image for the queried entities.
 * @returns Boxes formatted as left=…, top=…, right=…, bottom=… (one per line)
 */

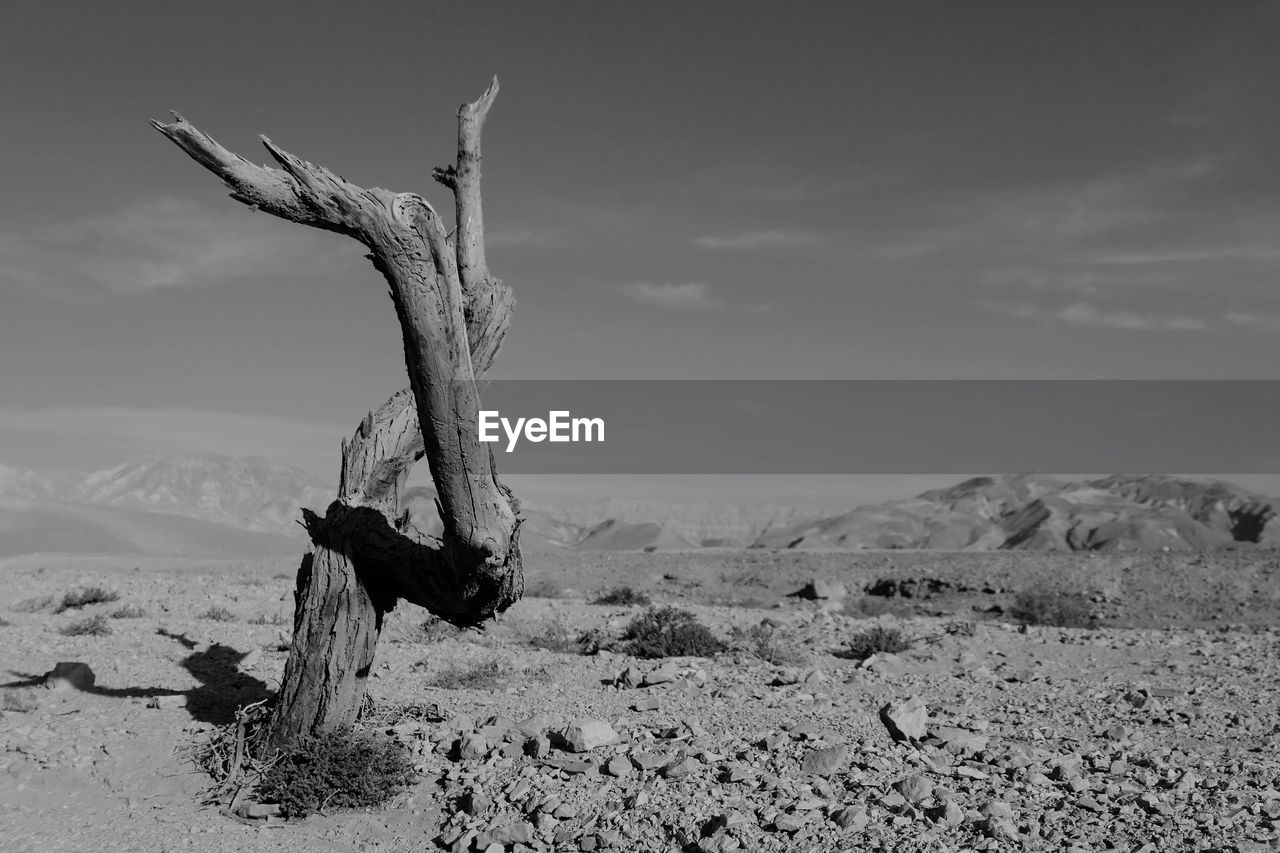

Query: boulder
left=879, top=699, right=928, bottom=741
left=560, top=719, right=617, bottom=752
left=43, top=661, right=95, bottom=691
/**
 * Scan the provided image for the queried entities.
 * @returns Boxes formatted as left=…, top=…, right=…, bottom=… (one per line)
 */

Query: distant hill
left=5, top=456, right=1275, bottom=557
left=574, top=518, right=699, bottom=552
left=69, top=453, right=333, bottom=535
left=0, top=496, right=301, bottom=559
left=753, top=474, right=1280, bottom=552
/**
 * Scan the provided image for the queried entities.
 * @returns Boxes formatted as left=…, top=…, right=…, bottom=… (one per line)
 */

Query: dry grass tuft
left=198, top=606, right=237, bottom=623
left=61, top=613, right=112, bottom=636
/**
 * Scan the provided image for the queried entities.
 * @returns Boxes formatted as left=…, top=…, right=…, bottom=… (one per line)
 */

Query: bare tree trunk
left=152, top=79, right=522, bottom=751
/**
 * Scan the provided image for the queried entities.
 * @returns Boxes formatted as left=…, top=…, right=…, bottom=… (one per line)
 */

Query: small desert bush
left=61, top=614, right=112, bottom=637
left=11, top=595, right=54, bottom=613
left=54, top=587, right=119, bottom=614
left=842, top=595, right=909, bottom=619
left=1009, top=587, right=1095, bottom=628
left=592, top=586, right=652, bottom=607
left=111, top=604, right=147, bottom=619
left=522, top=613, right=601, bottom=655
left=249, top=612, right=289, bottom=626
left=409, top=616, right=461, bottom=644
left=424, top=658, right=504, bottom=690
left=729, top=621, right=809, bottom=667
left=2, top=688, right=39, bottom=713
left=843, top=625, right=911, bottom=661
left=198, top=606, right=236, bottom=622
left=524, top=578, right=564, bottom=599
left=619, top=607, right=726, bottom=659
left=256, top=729, right=416, bottom=819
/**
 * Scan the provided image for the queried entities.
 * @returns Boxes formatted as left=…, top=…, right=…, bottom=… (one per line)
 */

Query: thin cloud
left=692, top=230, right=822, bottom=250
left=982, top=300, right=1206, bottom=332
left=1225, top=312, right=1280, bottom=331
left=619, top=282, right=722, bottom=311
left=0, top=198, right=346, bottom=298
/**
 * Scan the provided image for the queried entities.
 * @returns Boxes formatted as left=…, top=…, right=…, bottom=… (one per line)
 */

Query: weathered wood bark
left=152, top=78, right=523, bottom=751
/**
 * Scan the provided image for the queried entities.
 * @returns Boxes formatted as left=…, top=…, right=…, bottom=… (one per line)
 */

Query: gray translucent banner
left=461, top=380, right=1280, bottom=474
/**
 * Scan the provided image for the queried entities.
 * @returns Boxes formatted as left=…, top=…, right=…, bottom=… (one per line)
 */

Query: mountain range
left=754, top=473, right=1280, bottom=551
left=1, top=455, right=1277, bottom=558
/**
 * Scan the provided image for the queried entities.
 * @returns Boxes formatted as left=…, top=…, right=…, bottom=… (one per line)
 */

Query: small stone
left=462, top=791, right=491, bottom=815
left=800, top=745, right=849, bottom=777
left=831, top=805, right=868, bottom=831
left=879, top=699, right=928, bottom=741
left=632, top=696, right=660, bottom=712
left=772, top=813, right=809, bottom=833
left=240, top=802, right=281, bottom=819
left=605, top=755, right=632, bottom=778
left=561, top=720, right=617, bottom=752
left=928, top=801, right=965, bottom=826
left=616, top=667, right=642, bottom=689
left=525, top=735, right=551, bottom=759
left=980, top=801, right=1014, bottom=820
left=662, top=757, right=701, bottom=779
left=43, top=662, right=95, bottom=691
left=516, top=714, right=552, bottom=738
left=894, top=774, right=934, bottom=804
left=982, top=817, right=1019, bottom=841
left=641, top=662, right=680, bottom=686
left=479, top=822, right=534, bottom=846
left=459, top=733, right=489, bottom=760
left=631, top=751, right=668, bottom=771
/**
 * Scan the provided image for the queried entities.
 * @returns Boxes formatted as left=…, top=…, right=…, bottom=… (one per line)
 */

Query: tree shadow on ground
left=1, top=628, right=272, bottom=725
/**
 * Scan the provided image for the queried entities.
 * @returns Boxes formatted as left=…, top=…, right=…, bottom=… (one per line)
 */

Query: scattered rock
left=560, top=719, right=617, bottom=752
left=800, top=745, right=849, bottom=776
left=879, top=699, right=928, bottom=741
left=42, top=662, right=95, bottom=691
left=894, top=774, right=934, bottom=804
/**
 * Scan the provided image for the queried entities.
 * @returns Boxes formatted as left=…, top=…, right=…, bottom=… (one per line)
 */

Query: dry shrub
left=2, top=688, right=39, bottom=712
left=11, top=595, right=55, bottom=613
left=54, top=587, right=119, bottom=614
left=198, top=606, right=236, bottom=623
left=729, top=620, right=809, bottom=667
left=61, top=614, right=112, bottom=636
left=592, top=586, right=652, bottom=607
left=111, top=604, right=147, bottom=619
left=256, top=729, right=416, bottom=819
left=424, top=658, right=504, bottom=690
left=843, top=625, right=911, bottom=661
left=620, top=607, right=725, bottom=659
left=1009, top=587, right=1095, bottom=628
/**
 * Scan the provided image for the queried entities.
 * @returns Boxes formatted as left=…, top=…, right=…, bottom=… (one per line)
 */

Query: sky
left=2, top=1, right=1279, bottom=503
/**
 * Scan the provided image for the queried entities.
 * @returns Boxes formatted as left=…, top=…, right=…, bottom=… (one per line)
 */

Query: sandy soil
left=2, top=549, right=1278, bottom=852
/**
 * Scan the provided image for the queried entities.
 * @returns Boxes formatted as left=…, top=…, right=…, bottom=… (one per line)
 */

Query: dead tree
left=152, top=78, right=523, bottom=751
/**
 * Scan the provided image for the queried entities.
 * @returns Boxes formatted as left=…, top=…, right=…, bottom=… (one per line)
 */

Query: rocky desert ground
left=2, top=548, right=1279, bottom=853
